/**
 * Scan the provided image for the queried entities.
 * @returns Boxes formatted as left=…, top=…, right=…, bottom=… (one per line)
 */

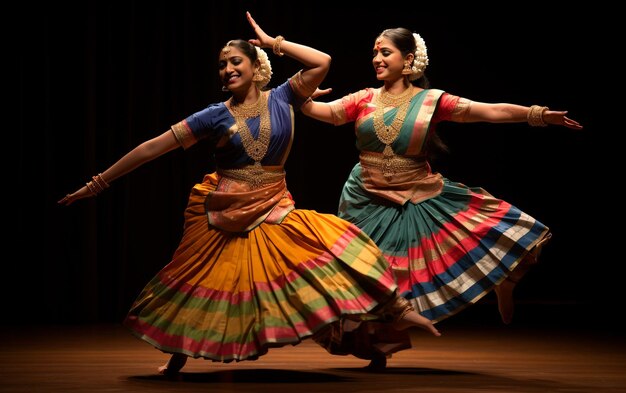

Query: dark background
left=13, top=2, right=612, bottom=326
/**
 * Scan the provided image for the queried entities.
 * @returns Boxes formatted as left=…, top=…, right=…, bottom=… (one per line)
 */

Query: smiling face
left=218, top=43, right=259, bottom=93
left=372, top=36, right=407, bottom=82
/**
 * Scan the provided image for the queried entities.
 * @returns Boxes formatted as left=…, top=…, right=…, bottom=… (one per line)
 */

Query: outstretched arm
left=300, top=88, right=335, bottom=124
left=303, top=93, right=584, bottom=130
left=461, top=102, right=582, bottom=130
left=58, top=130, right=180, bottom=206
left=246, top=11, right=331, bottom=93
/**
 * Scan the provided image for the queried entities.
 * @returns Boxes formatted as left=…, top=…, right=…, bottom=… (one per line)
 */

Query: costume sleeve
left=268, top=71, right=312, bottom=110
left=327, top=88, right=375, bottom=126
left=272, top=71, right=315, bottom=110
left=432, top=92, right=472, bottom=123
left=170, top=103, right=226, bottom=150
left=286, top=70, right=315, bottom=110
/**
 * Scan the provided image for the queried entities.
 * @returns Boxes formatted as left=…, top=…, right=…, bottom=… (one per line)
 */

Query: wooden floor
left=1, top=305, right=624, bottom=393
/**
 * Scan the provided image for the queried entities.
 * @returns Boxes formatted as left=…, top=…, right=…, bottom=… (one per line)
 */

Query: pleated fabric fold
left=340, top=171, right=550, bottom=322
left=124, top=173, right=397, bottom=362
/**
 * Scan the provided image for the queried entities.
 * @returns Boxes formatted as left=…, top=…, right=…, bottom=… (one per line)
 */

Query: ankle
left=529, top=232, right=552, bottom=263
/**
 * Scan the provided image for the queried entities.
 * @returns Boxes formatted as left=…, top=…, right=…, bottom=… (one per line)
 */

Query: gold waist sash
left=360, top=152, right=428, bottom=174
left=218, top=166, right=286, bottom=189
left=359, top=152, right=444, bottom=205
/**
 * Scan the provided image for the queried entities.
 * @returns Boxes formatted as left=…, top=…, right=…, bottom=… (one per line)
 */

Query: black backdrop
left=13, top=2, right=611, bottom=325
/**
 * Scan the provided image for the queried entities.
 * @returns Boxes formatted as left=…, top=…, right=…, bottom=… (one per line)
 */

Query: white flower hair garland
left=409, top=33, right=429, bottom=81
left=255, top=47, right=272, bottom=89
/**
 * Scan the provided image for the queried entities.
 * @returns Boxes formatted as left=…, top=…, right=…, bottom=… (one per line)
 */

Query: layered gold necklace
left=230, top=92, right=271, bottom=167
left=372, top=86, right=414, bottom=158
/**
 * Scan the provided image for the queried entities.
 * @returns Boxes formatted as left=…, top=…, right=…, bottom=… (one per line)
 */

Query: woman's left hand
left=543, top=110, right=583, bottom=130
left=246, top=12, right=272, bottom=49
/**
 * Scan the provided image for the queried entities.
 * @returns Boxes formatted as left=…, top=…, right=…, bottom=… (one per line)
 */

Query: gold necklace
left=372, top=86, right=413, bottom=157
left=230, top=92, right=271, bottom=167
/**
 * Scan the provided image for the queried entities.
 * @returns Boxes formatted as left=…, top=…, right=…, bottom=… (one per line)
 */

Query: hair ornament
left=409, top=33, right=428, bottom=80
left=254, top=46, right=272, bottom=88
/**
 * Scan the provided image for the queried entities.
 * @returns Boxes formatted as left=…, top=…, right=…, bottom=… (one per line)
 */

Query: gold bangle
left=86, top=173, right=110, bottom=196
left=527, top=105, right=549, bottom=127
left=86, top=181, right=99, bottom=195
left=273, top=35, right=285, bottom=57
left=93, top=173, right=109, bottom=190
left=91, top=176, right=105, bottom=193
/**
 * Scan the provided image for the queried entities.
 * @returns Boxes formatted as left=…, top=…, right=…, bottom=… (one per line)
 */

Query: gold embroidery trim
left=451, top=97, right=472, bottom=122
left=290, top=70, right=316, bottom=98
left=171, top=121, right=194, bottom=149
left=218, top=166, right=285, bottom=189
left=360, top=151, right=427, bottom=175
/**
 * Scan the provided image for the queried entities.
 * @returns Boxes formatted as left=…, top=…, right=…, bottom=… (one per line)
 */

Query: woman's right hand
left=311, top=87, right=332, bottom=99
left=58, top=185, right=94, bottom=206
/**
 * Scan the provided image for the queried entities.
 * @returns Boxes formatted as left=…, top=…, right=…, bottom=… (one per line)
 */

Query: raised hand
left=246, top=11, right=273, bottom=49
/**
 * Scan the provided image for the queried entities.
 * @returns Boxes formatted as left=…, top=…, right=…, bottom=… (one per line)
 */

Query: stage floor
left=2, top=306, right=624, bottom=393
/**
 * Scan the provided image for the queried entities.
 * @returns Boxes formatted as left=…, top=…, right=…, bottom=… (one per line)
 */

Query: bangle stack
left=527, top=105, right=549, bottom=127
left=86, top=173, right=109, bottom=195
left=273, top=35, right=285, bottom=57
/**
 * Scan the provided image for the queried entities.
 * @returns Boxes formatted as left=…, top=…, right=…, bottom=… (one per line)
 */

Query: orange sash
left=205, top=168, right=295, bottom=232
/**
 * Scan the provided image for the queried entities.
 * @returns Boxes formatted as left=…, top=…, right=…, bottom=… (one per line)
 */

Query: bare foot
left=158, top=353, right=188, bottom=375
left=495, top=233, right=552, bottom=324
left=393, top=310, right=441, bottom=337
left=494, top=278, right=515, bottom=324
left=364, top=354, right=387, bottom=372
